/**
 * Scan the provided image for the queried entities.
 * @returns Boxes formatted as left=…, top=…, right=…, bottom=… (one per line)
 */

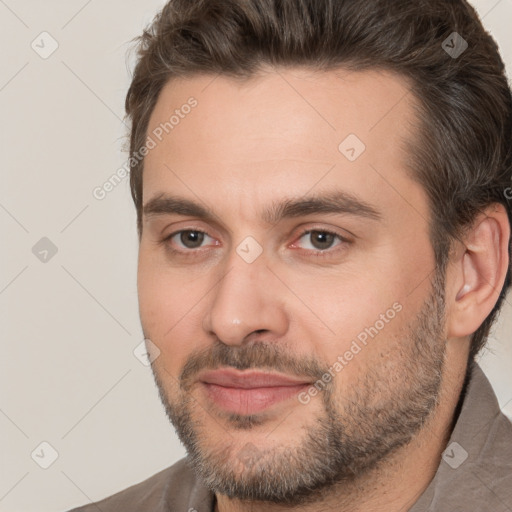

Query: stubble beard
left=149, top=270, right=447, bottom=505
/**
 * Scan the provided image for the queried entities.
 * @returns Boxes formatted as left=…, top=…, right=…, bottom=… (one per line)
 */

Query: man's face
left=137, top=68, right=447, bottom=503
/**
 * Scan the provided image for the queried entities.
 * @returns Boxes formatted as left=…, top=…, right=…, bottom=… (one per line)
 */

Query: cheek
left=137, top=251, right=208, bottom=372
left=138, top=255, right=168, bottom=332
left=283, top=269, right=409, bottom=373
left=137, top=253, right=174, bottom=335
left=138, top=246, right=187, bottom=327
left=139, top=288, right=192, bottom=378
left=280, top=267, right=391, bottom=336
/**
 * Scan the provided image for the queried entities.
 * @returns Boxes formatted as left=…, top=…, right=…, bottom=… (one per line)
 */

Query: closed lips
left=198, top=369, right=313, bottom=388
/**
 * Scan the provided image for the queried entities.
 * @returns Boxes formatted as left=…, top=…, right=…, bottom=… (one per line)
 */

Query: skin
left=137, top=67, right=510, bottom=511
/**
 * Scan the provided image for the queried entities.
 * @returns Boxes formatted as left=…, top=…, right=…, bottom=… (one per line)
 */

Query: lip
left=199, top=368, right=313, bottom=388
left=198, top=368, right=313, bottom=415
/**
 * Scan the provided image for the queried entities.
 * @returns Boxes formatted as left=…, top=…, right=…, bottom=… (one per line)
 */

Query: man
left=69, top=0, right=512, bottom=510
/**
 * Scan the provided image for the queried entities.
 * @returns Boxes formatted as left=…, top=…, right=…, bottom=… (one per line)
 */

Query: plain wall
left=0, top=1, right=511, bottom=511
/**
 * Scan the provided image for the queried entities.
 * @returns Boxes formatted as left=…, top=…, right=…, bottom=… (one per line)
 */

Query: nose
left=202, top=250, right=289, bottom=346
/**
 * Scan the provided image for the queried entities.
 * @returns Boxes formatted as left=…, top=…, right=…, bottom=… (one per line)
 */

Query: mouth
left=198, top=368, right=313, bottom=415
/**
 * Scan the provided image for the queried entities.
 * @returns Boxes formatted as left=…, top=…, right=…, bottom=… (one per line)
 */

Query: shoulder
left=410, top=363, right=512, bottom=511
left=65, top=457, right=200, bottom=512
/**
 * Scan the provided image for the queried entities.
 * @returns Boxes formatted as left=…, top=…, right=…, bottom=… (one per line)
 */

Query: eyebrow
left=143, top=191, right=382, bottom=225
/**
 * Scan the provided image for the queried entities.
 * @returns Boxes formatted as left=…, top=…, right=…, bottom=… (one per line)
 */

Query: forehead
left=142, top=67, right=427, bottom=226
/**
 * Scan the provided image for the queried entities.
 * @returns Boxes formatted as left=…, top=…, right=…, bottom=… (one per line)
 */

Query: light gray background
left=0, top=1, right=511, bottom=511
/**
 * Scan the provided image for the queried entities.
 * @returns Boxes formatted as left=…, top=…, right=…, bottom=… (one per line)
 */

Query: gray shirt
left=67, top=362, right=512, bottom=512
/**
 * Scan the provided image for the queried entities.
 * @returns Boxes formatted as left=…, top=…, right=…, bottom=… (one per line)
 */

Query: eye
left=293, top=229, right=347, bottom=253
left=164, top=229, right=216, bottom=251
left=161, top=227, right=348, bottom=257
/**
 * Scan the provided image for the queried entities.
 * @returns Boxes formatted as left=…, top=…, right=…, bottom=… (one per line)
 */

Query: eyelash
left=160, top=227, right=350, bottom=259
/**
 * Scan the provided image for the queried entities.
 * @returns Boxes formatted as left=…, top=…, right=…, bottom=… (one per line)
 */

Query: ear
left=446, top=203, right=510, bottom=338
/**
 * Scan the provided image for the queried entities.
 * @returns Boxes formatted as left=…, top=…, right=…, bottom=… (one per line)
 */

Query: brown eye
left=163, top=229, right=215, bottom=252
left=178, top=230, right=205, bottom=249
left=308, top=231, right=336, bottom=250
left=297, top=230, right=343, bottom=251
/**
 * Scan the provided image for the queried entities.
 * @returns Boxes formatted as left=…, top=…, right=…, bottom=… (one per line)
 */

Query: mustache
left=179, top=340, right=327, bottom=392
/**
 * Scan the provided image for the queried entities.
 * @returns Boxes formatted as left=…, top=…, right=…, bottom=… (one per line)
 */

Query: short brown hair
left=125, top=0, right=512, bottom=361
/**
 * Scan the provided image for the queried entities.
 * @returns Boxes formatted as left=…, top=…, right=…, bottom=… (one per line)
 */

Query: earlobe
left=447, top=205, right=510, bottom=339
